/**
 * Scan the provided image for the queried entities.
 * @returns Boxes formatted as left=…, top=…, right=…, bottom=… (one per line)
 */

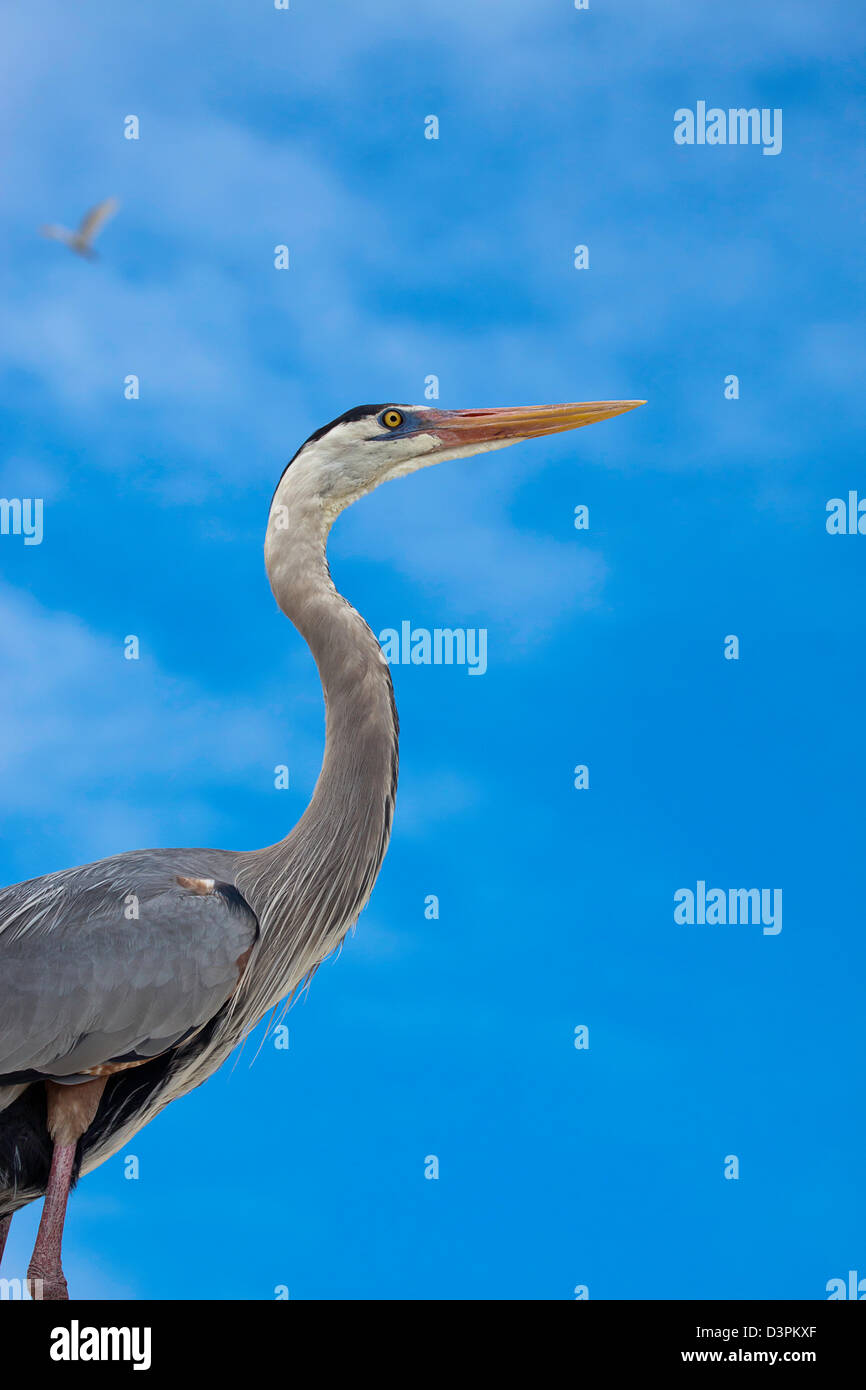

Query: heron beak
left=421, top=399, right=645, bottom=448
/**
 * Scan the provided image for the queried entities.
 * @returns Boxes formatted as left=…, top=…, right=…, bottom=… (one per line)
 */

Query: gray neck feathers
left=232, top=486, right=399, bottom=1026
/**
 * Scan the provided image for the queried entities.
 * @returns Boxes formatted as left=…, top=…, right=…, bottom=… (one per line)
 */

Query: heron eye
left=381, top=409, right=404, bottom=430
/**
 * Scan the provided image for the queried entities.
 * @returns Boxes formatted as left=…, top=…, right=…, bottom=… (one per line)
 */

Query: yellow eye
left=382, top=409, right=404, bottom=430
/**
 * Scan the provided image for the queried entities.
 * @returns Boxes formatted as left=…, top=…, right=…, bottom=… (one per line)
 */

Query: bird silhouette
left=39, top=198, right=119, bottom=259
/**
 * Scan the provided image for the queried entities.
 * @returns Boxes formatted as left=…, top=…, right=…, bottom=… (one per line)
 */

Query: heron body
left=0, top=397, right=643, bottom=1297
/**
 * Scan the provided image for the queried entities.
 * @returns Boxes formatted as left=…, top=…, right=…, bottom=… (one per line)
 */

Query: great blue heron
left=39, top=197, right=119, bottom=259
left=0, top=397, right=643, bottom=1299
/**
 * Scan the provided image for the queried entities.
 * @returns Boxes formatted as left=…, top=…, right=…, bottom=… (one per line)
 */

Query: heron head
left=274, top=399, right=645, bottom=523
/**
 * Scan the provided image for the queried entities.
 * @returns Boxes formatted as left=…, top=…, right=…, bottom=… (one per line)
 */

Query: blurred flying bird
left=39, top=197, right=119, bottom=259
left=0, top=396, right=644, bottom=1298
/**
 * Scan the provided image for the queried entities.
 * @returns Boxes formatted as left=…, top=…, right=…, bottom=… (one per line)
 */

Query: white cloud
left=0, top=582, right=311, bottom=868
left=335, top=451, right=608, bottom=640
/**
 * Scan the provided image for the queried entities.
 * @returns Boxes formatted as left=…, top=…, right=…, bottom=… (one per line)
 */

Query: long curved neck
left=266, top=503, right=399, bottom=870
left=234, top=488, right=398, bottom=1014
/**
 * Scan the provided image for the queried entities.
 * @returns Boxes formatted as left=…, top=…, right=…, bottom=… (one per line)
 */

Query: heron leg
left=0, top=1213, right=11, bottom=1266
left=27, top=1141, right=76, bottom=1300
left=27, top=1077, right=106, bottom=1301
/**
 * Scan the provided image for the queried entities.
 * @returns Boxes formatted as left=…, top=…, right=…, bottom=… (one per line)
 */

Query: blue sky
left=1, top=0, right=864, bottom=1299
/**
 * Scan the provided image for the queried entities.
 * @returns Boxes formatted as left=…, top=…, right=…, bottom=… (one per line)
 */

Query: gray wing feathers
left=0, top=851, right=257, bottom=1081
